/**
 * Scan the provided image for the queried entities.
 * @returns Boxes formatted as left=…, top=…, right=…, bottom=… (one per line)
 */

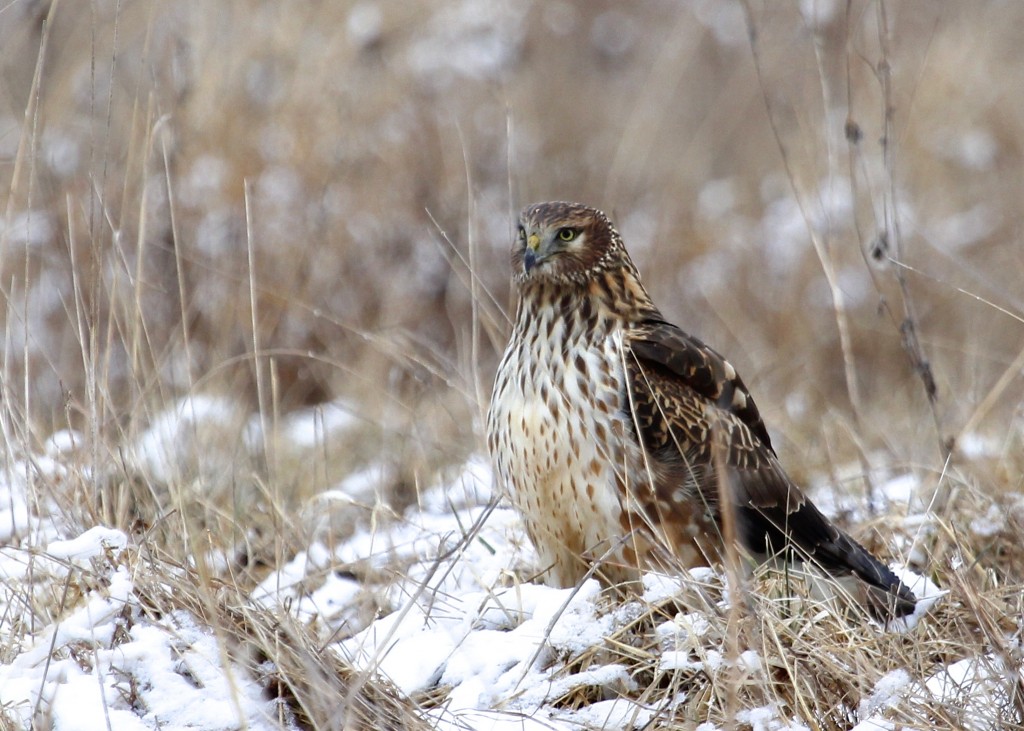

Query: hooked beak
left=523, top=233, right=541, bottom=273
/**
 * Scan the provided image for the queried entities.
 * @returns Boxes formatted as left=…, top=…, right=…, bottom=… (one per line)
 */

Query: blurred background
left=1, top=0, right=1022, bottom=508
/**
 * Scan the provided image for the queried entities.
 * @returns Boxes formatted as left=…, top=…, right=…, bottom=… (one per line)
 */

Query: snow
left=0, top=210, right=54, bottom=248
left=798, top=0, right=840, bottom=28
left=0, top=402, right=994, bottom=731
left=46, top=526, right=128, bottom=561
left=405, top=1, right=528, bottom=88
left=698, top=178, right=739, bottom=220
left=347, top=2, right=383, bottom=49
left=337, top=577, right=624, bottom=710
left=128, top=394, right=243, bottom=483
left=885, top=567, right=944, bottom=633
left=0, top=473, right=37, bottom=543
left=969, top=504, right=1005, bottom=538
left=280, top=399, right=361, bottom=447
left=957, top=432, right=1001, bottom=459
left=956, top=128, right=999, bottom=170
left=927, top=203, right=1000, bottom=252
left=856, top=668, right=911, bottom=723
left=736, top=705, right=811, bottom=731
left=919, top=654, right=1024, bottom=730
left=180, top=154, right=229, bottom=208
left=808, top=465, right=922, bottom=523
left=430, top=708, right=573, bottom=731
left=319, top=462, right=395, bottom=507
left=45, top=429, right=85, bottom=456
left=564, top=698, right=654, bottom=729
left=850, top=720, right=895, bottom=731
left=0, top=562, right=283, bottom=731
left=657, top=610, right=712, bottom=647
left=927, top=125, right=998, bottom=172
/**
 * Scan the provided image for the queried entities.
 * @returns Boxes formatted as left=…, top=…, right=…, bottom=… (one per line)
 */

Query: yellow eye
left=557, top=228, right=577, bottom=242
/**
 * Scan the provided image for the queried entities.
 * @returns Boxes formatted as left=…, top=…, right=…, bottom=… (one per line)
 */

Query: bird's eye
left=557, top=228, right=578, bottom=242
left=517, top=226, right=526, bottom=240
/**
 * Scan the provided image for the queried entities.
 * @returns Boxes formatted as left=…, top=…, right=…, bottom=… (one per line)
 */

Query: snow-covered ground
left=0, top=397, right=982, bottom=731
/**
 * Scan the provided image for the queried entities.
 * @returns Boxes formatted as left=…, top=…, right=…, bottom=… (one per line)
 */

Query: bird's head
left=512, top=201, right=627, bottom=286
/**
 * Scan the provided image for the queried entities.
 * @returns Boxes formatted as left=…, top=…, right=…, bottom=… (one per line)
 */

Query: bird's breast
left=487, top=312, right=640, bottom=585
left=495, top=324, right=625, bottom=472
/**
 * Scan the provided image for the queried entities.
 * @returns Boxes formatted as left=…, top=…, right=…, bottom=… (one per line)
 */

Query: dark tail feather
left=740, top=499, right=918, bottom=620
left=828, top=532, right=918, bottom=620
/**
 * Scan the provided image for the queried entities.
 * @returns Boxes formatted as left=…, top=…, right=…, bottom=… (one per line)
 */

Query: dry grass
left=132, top=549, right=428, bottom=731
left=399, top=546, right=1024, bottom=729
left=2, top=0, right=1024, bottom=729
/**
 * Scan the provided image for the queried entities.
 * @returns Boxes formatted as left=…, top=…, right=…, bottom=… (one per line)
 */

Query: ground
left=0, top=398, right=1012, bottom=730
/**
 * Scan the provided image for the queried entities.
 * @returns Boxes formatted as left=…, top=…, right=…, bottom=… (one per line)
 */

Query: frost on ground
left=0, top=398, right=1002, bottom=730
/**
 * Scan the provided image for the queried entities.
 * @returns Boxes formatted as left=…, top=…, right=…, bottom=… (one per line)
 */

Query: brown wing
left=624, top=318, right=916, bottom=617
left=625, top=319, right=775, bottom=452
left=624, top=318, right=814, bottom=532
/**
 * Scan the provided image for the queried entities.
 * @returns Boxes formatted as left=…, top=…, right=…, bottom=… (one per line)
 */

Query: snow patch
left=128, top=394, right=241, bottom=483
left=47, top=526, right=128, bottom=561
left=857, top=668, right=911, bottom=722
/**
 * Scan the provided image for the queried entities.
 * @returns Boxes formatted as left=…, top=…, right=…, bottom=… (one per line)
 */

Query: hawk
left=486, top=201, right=916, bottom=620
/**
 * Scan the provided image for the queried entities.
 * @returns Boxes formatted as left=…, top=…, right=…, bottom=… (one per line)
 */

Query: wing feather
left=623, top=319, right=915, bottom=617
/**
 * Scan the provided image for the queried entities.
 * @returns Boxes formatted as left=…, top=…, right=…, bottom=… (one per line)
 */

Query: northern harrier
left=486, top=201, right=916, bottom=620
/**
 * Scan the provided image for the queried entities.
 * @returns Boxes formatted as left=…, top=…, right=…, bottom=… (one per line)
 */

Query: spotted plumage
left=486, top=201, right=916, bottom=620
